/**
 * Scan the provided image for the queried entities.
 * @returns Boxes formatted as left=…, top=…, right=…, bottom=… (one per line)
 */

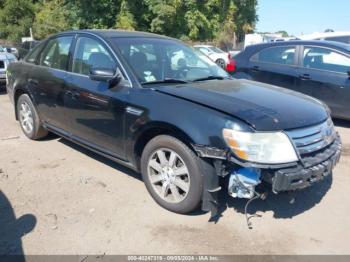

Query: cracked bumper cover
left=270, top=136, right=342, bottom=192
left=194, top=134, right=341, bottom=218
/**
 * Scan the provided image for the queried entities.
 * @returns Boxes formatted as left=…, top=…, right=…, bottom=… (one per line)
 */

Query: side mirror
left=89, top=68, right=122, bottom=88
left=89, top=68, right=115, bottom=82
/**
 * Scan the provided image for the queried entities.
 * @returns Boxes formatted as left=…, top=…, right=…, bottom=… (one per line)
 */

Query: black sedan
left=6, top=31, right=341, bottom=217
left=233, top=40, right=350, bottom=120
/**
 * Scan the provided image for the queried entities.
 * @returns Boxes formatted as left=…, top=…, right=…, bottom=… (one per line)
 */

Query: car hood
left=0, top=52, right=16, bottom=60
left=154, top=79, right=329, bottom=131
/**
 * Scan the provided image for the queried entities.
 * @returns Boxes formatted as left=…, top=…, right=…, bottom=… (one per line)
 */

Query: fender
left=7, top=62, right=36, bottom=120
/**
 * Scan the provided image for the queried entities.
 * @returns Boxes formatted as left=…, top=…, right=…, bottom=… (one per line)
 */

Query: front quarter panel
left=124, top=87, right=251, bottom=164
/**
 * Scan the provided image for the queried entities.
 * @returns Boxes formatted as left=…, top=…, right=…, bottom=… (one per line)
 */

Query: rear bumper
left=270, top=135, right=342, bottom=192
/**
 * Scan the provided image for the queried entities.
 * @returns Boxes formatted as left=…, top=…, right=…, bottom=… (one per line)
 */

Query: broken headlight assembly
left=223, top=128, right=299, bottom=228
left=222, top=128, right=298, bottom=164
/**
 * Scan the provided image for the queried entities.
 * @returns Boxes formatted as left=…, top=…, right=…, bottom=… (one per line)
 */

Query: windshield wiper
left=192, top=75, right=225, bottom=82
left=141, top=78, right=188, bottom=85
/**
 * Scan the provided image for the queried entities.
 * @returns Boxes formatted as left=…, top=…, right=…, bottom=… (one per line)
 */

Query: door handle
left=66, top=90, right=80, bottom=99
left=251, top=66, right=260, bottom=72
left=299, top=74, right=311, bottom=80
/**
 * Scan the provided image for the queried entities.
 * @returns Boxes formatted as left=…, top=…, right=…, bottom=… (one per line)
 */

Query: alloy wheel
left=147, top=148, right=190, bottom=203
left=19, top=101, right=34, bottom=134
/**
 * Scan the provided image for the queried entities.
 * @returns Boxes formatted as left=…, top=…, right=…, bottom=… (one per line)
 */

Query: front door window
left=72, top=37, right=116, bottom=76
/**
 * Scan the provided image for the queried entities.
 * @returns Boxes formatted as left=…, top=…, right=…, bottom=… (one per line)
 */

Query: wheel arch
left=132, top=121, right=197, bottom=170
left=14, top=87, right=30, bottom=120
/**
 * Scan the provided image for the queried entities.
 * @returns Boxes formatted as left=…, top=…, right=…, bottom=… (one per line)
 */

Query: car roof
left=56, top=29, right=174, bottom=40
left=299, top=31, right=350, bottom=40
left=245, top=40, right=350, bottom=53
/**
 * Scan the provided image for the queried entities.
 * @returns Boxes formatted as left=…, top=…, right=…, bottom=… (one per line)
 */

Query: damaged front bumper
left=269, top=135, right=341, bottom=192
left=194, top=133, right=342, bottom=217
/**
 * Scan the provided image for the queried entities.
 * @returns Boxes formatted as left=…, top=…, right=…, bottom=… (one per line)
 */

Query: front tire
left=141, top=135, right=203, bottom=214
left=17, top=94, right=48, bottom=140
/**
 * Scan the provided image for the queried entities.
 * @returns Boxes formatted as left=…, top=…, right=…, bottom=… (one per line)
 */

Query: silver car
left=0, top=45, right=17, bottom=88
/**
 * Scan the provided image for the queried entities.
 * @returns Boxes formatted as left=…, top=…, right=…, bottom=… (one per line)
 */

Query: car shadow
left=35, top=132, right=59, bottom=141
left=58, top=138, right=142, bottom=182
left=333, top=118, right=350, bottom=128
left=47, top=136, right=333, bottom=222
left=212, top=175, right=332, bottom=224
left=0, top=191, right=36, bottom=261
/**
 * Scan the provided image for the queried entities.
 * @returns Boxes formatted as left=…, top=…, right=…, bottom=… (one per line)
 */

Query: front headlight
left=223, top=129, right=298, bottom=164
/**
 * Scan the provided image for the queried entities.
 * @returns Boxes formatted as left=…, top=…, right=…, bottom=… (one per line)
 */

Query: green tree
left=33, top=0, right=75, bottom=39
left=0, top=0, right=35, bottom=42
left=67, top=0, right=121, bottom=29
left=145, top=0, right=180, bottom=36
left=0, top=0, right=258, bottom=44
left=276, top=30, right=289, bottom=37
left=115, top=0, right=136, bottom=30
left=214, top=0, right=237, bottom=49
left=232, top=0, right=258, bottom=42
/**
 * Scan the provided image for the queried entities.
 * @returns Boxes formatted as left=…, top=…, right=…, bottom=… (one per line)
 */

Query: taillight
left=226, top=58, right=236, bottom=72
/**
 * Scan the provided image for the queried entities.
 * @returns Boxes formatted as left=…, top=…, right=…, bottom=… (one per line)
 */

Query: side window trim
left=24, top=41, right=46, bottom=64
left=249, top=45, right=298, bottom=66
left=300, top=45, right=350, bottom=75
left=67, top=33, right=78, bottom=73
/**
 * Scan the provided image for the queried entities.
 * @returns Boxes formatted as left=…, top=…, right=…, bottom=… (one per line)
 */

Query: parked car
left=299, top=31, right=350, bottom=44
left=233, top=40, right=350, bottom=120
left=4, top=46, right=19, bottom=58
left=0, top=45, right=17, bottom=88
left=6, top=30, right=341, bottom=217
left=194, top=44, right=236, bottom=73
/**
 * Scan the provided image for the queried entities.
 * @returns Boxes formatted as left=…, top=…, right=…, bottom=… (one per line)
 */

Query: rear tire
left=17, top=94, right=48, bottom=140
left=141, top=135, right=204, bottom=214
left=215, top=58, right=226, bottom=69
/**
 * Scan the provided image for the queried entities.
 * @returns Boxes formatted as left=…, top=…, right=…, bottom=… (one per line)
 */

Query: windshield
left=112, top=37, right=229, bottom=83
left=0, top=46, right=5, bottom=52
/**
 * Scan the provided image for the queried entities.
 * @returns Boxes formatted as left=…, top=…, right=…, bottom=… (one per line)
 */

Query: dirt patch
left=1, top=94, right=350, bottom=255
left=39, top=162, right=60, bottom=169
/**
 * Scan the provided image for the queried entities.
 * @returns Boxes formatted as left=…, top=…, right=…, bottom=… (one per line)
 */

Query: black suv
left=6, top=30, right=342, bottom=216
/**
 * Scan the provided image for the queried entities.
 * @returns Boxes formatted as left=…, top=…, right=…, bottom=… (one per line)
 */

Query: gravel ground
left=0, top=91, right=350, bottom=255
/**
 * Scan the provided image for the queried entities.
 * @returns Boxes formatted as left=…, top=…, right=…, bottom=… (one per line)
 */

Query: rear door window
left=251, top=46, right=296, bottom=65
left=303, top=47, right=350, bottom=74
left=39, top=36, right=73, bottom=70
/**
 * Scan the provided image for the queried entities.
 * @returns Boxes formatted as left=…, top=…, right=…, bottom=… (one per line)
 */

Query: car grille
left=287, top=118, right=338, bottom=161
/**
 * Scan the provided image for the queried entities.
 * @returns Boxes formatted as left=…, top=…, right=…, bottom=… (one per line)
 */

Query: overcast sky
left=256, top=0, right=350, bottom=37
